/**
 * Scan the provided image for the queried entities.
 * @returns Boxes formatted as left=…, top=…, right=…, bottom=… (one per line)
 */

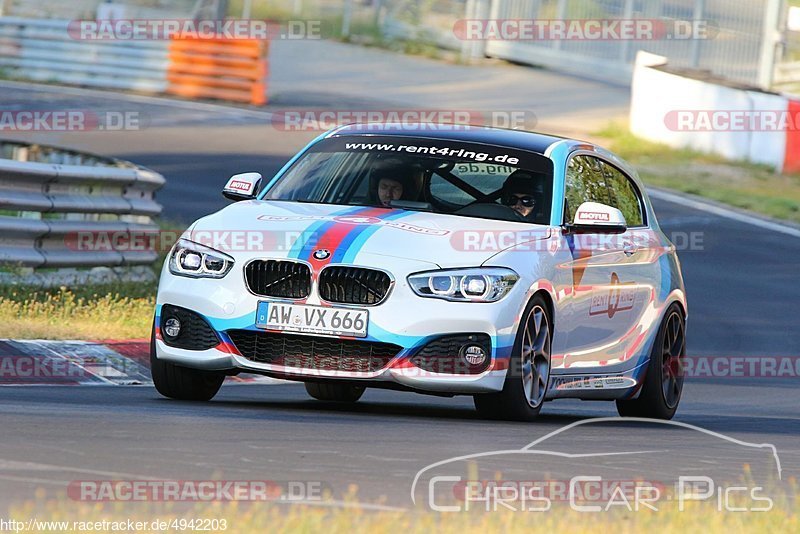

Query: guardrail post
left=342, top=0, right=353, bottom=38
left=689, top=0, right=707, bottom=69
left=552, top=0, right=568, bottom=52
left=619, top=0, right=635, bottom=62
left=460, top=0, right=490, bottom=63
left=759, top=0, right=785, bottom=90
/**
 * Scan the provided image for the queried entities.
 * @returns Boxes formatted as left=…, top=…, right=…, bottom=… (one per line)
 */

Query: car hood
left=185, top=200, right=550, bottom=269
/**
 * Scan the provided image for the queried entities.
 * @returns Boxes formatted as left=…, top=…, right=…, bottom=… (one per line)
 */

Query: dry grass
left=7, top=489, right=799, bottom=534
left=0, top=283, right=155, bottom=340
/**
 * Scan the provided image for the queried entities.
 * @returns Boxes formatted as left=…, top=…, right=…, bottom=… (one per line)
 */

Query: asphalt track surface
left=0, top=76, right=799, bottom=511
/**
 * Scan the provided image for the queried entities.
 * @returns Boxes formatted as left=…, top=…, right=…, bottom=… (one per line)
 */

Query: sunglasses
left=502, top=194, right=536, bottom=208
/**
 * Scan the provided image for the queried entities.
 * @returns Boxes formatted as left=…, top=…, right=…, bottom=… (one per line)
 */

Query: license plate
left=255, top=302, right=368, bottom=338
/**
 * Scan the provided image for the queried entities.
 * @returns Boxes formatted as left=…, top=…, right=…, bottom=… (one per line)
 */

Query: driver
left=369, top=161, right=417, bottom=207
left=501, top=170, right=541, bottom=221
left=377, top=176, right=405, bottom=207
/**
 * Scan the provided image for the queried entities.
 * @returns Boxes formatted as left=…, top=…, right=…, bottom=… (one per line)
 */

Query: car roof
left=326, top=123, right=574, bottom=155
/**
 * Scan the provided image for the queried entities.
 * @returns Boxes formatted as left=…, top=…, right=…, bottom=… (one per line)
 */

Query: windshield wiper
left=389, top=200, right=434, bottom=212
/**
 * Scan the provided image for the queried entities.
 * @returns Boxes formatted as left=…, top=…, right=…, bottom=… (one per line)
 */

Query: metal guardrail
left=0, top=141, right=165, bottom=269
left=0, top=17, right=169, bottom=92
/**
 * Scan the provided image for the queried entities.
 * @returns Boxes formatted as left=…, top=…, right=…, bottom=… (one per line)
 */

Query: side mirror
left=222, top=172, right=262, bottom=201
left=566, top=201, right=627, bottom=234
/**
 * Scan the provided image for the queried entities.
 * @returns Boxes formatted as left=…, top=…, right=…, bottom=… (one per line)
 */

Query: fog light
left=461, top=344, right=487, bottom=366
left=163, top=317, right=181, bottom=338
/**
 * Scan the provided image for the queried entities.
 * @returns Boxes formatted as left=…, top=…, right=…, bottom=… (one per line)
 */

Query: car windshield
left=262, top=135, right=554, bottom=224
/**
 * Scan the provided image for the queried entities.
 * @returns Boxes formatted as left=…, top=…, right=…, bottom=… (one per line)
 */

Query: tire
left=616, top=303, right=686, bottom=420
left=150, top=325, right=225, bottom=401
left=473, top=294, right=552, bottom=421
left=304, top=382, right=365, bottom=402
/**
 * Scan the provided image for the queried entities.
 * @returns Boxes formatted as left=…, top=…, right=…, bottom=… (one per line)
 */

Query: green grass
left=0, top=281, right=156, bottom=340
left=594, top=124, right=800, bottom=224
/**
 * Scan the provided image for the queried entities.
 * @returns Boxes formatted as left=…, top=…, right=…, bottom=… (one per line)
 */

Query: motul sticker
left=227, top=180, right=254, bottom=192
left=578, top=211, right=610, bottom=222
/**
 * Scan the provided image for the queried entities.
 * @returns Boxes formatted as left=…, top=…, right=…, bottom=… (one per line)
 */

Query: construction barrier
left=166, top=36, right=268, bottom=106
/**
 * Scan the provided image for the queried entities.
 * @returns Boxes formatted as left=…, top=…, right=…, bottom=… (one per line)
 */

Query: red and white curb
left=0, top=339, right=282, bottom=386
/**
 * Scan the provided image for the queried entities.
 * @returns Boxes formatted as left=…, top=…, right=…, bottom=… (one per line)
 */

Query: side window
left=565, top=155, right=644, bottom=227
left=604, top=166, right=644, bottom=227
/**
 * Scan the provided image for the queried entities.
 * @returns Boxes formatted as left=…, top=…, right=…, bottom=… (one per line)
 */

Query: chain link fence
left=487, top=0, right=784, bottom=89
left=0, top=0, right=224, bottom=20
left=1, top=0, right=796, bottom=90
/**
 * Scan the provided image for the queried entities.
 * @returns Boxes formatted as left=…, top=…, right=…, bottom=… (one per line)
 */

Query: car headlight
left=408, top=268, right=519, bottom=302
left=168, top=239, right=234, bottom=279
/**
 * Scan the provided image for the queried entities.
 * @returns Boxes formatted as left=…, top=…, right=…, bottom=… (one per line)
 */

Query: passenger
left=501, top=170, right=542, bottom=221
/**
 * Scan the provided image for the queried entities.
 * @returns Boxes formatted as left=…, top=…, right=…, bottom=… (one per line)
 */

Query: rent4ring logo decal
left=344, top=141, right=523, bottom=165
left=316, top=135, right=554, bottom=173
left=589, top=272, right=636, bottom=318
left=257, top=214, right=450, bottom=236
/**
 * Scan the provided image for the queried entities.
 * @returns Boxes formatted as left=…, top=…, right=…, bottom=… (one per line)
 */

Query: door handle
left=623, top=243, right=638, bottom=256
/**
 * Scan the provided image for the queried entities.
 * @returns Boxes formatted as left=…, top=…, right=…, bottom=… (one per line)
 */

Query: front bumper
left=154, top=255, right=650, bottom=399
left=155, top=253, right=522, bottom=394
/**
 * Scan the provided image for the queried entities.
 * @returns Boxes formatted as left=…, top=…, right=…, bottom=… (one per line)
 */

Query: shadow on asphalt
left=153, top=393, right=591, bottom=426
left=148, top=392, right=800, bottom=437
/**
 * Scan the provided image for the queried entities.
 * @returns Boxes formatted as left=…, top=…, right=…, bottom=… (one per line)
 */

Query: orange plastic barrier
left=166, top=36, right=268, bottom=105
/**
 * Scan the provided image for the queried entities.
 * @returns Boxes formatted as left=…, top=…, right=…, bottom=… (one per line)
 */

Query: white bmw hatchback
left=152, top=124, right=687, bottom=421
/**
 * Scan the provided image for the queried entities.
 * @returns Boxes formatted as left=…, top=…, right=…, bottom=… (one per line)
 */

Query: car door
left=557, top=153, right=654, bottom=369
